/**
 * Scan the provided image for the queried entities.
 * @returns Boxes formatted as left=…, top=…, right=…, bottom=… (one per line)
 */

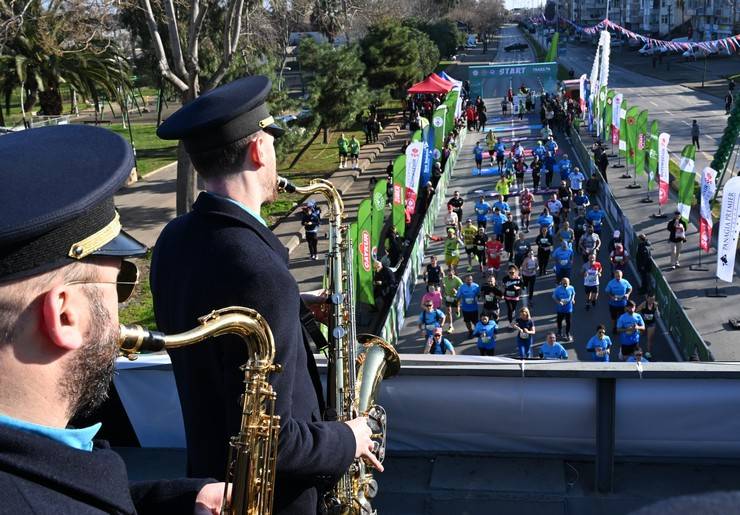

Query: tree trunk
left=289, top=125, right=322, bottom=169
left=4, top=87, right=11, bottom=115
left=322, top=126, right=329, bottom=144
left=176, top=141, right=197, bottom=215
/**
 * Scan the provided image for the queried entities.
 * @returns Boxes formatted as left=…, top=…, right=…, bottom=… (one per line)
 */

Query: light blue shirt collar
left=0, top=412, right=101, bottom=452
left=205, top=191, right=267, bottom=227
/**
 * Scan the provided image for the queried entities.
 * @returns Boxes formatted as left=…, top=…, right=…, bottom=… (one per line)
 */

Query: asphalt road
left=395, top=26, right=676, bottom=362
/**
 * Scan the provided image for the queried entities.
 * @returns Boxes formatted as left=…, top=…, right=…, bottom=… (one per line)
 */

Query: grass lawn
left=119, top=254, right=156, bottom=329
left=110, top=123, right=178, bottom=175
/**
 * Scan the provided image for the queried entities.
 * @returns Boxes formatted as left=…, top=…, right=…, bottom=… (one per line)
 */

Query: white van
left=639, top=37, right=688, bottom=56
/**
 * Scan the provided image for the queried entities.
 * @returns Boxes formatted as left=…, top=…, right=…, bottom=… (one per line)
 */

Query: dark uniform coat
left=0, top=424, right=211, bottom=514
left=150, top=192, right=355, bottom=515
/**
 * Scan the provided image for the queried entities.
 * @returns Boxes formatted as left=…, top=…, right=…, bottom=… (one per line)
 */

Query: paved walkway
left=396, top=25, right=676, bottom=361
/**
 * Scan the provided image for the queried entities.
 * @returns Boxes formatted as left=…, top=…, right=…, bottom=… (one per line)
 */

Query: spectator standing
left=301, top=201, right=321, bottom=260
left=638, top=294, right=660, bottom=360
left=442, top=268, right=463, bottom=332
left=605, top=269, right=633, bottom=333
left=418, top=301, right=446, bottom=340
left=691, top=120, right=701, bottom=149
left=338, top=133, right=349, bottom=169
left=457, top=274, right=481, bottom=338
left=536, top=226, right=554, bottom=276
left=596, top=149, right=609, bottom=182
left=501, top=98, right=509, bottom=116
left=474, top=196, right=491, bottom=229
left=473, top=314, right=498, bottom=356
left=552, top=277, right=576, bottom=341
left=349, top=135, right=361, bottom=169
left=512, top=307, right=536, bottom=358
left=478, top=108, right=488, bottom=132
left=373, top=260, right=397, bottom=314
left=666, top=211, right=687, bottom=269
left=424, top=328, right=456, bottom=355
left=420, top=284, right=443, bottom=310
left=480, top=274, right=503, bottom=321
left=424, top=255, right=442, bottom=287
left=725, top=91, right=734, bottom=115
left=581, top=252, right=603, bottom=310
left=385, top=225, right=404, bottom=266
left=535, top=332, right=568, bottom=359
left=501, top=265, right=523, bottom=324
left=552, top=240, right=574, bottom=282
left=586, top=325, right=613, bottom=362
left=616, top=301, right=646, bottom=360
left=635, top=234, right=653, bottom=294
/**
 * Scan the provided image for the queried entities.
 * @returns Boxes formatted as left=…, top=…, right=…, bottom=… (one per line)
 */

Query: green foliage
left=403, top=18, right=463, bottom=58
left=710, top=92, right=740, bottom=178
left=298, top=39, right=368, bottom=131
left=360, top=21, right=440, bottom=95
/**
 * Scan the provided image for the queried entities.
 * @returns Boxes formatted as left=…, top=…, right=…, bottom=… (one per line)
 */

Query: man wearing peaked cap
left=0, top=125, right=227, bottom=513
left=151, top=75, right=378, bottom=514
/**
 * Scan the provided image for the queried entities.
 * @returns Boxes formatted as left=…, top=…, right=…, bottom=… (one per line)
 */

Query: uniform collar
left=0, top=412, right=100, bottom=452
left=204, top=191, right=267, bottom=227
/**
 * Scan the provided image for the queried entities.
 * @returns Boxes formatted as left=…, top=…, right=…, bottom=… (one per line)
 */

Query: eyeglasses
left=66, top=259, right=139, bottom=303
left=433, top=334, right=442, bottom=338
left=425, top=304, right=433, bottom=307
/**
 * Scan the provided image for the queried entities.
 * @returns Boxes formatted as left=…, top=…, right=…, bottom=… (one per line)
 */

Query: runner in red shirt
left=486, top=238, right=504, bottom=277
left=520, top=188, right=534, bottom=233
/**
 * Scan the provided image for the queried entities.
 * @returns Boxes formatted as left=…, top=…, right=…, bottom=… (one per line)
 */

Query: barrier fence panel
left=380, top=128, right=467, bottom=345
left=570, top=129, right=709, bottom=361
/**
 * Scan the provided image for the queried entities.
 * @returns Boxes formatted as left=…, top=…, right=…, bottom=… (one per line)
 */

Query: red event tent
left=408, top=75, right=453, bottom=94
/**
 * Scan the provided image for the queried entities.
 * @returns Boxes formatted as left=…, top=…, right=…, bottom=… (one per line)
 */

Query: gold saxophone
left=278, top=176, right=400, bottom=514
left=119, top=307, right=280, bottom=515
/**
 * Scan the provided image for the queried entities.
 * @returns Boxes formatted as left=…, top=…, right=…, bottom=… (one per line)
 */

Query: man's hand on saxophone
left=345, top=417, right=385, bottom=472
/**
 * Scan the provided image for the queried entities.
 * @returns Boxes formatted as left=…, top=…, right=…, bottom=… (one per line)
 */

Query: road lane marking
left=649, top=101, right=658, bottom=107
left=681, top=120, right=691, bottom=126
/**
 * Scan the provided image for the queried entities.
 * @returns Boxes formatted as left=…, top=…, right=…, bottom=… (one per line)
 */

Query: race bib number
left=481, top=335, right=490, bottom=343
left=425, top=324, right=437, bottom=330
left=450, top=250, right=459, bottom=256
left=644, top=314, right=654, bottom=321
left=615, top=256, right=623, bottom=262
left=559, top=259, right=569, bottom=266
left=519, top=331, right=528, bottom=339
left=464, top=297, right=475, bottom=304
left=485, top=294, right=495, bottom=302
left=477, top=245, right=485, bottom=251
left=595, top=348, right=606, bottom=357
left=445, top=296, right=456, bottom=302
left=506, top=290, right=516, bottom=297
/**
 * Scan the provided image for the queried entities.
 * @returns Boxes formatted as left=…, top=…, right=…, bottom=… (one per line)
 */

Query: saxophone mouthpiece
left=277, top=176, right=296, bottom=193
left=119, top=324, right=167, bottom=359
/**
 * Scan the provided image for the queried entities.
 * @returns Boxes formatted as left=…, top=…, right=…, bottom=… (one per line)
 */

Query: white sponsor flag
left=404, top=142, right=424, bottom=215
left=699, top=167, right=717, bottom=252
left=578, top=74, right=587, bottom=114
left=716, top=176, right=740, bottom=282
left=658, top=132, right=670, bottom=205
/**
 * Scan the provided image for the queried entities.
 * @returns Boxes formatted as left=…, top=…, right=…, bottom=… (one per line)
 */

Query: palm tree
left=1, top=0, right=129, bottom=117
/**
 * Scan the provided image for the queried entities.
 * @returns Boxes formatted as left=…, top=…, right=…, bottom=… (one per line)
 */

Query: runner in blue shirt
left=569, top=166, right=586, bottom=194
left=532, top=140, right=546, bottom=160
left=424, top=327, right=456, bottom=355
left=558, top=154, right=572, bottom=182
left=533, top=332, right=568, bottom=359
left=494, top=140, right=506, bottom=171
left=491, top=208, right=507, bottom=241
left=512, top=307, right=536, bottom=358
left=456, top=274, right=481, bottom=338
left=418, top=302, right=446, bottom=339
left=551, top=240, right=574, bottom=282
left=552, top=277, right=576, bottom=341
left=586, top=324, right=613, bottom=362
left=492, top=194, right=510, bottom=213
left=543, top=152, right=556, bottom=189
left=616, top=300, right=645, bottom=360
left=474, top=196, right=490, bottom=229
left=573, top=191, right=590, bottom=215
left=473, top=313, right=498, bottom=356
left=626, top=347, right=649, bottom=363
left=586, top=204, right=606, bottom=235
left=473, top=142, right=484, bottom=170
left=604, top=269, right=632, bottom=333
left=545, top=136, right=558, bottom=155
left=537, top=207, right=554, bottom=235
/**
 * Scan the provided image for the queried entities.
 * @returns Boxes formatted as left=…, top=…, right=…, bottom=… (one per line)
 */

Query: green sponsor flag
left=618, top=98, right=628, bottom=158
left=356, top=199, right=374, bottom=305
left=604, top=90, right=616, bottom=141
left=677, top=144, right=697, bottom=222
left=647, top=120, right=660, bottom=190
left=635, top=109, right=649, bottom=176
left=432, top=104, right=447, bottom=154
left=392, top=155, right=406, bottom=237
left=625, top=106, right=640, bottom=165
left=411, top=129, right=423, bottom=142
left=545, top=32, right=559, bottom=62
left=444, top=90, right=458, bottom=133
left=371, top=179, right=387, bottom=258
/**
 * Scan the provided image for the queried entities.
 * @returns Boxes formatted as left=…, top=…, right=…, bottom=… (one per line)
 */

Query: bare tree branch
left=162, top=0, right=188, bottom=78
left=140, top=0, right=189, bottom=91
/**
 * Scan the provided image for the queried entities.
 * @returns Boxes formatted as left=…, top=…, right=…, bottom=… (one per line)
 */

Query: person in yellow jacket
left=444, top=227, right=465, bottom=271
left=485, top=130, right=496, bottom=166
left=496, top=173, right=513, bottom=201
left=461, top=218, right=479, bottom=272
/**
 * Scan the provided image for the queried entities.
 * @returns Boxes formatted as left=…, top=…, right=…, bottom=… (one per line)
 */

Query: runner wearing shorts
left=520, top=188, right=534, bottom=232
left=462, top=219, right=478, bottom=272
left=442, top=268, right=463, bottom=332
left=581, top=253, right=602, bottom=310
left=444, top=228, right=464, bottom=270
left=474, top=228, right=488, bottom=272
left=485, top=238, right=504, bottom=277
left=456, top=274, right=481, bottom=338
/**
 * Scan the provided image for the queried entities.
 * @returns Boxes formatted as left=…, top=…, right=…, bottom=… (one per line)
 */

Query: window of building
left=661, top=14, right=669, bottom=23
